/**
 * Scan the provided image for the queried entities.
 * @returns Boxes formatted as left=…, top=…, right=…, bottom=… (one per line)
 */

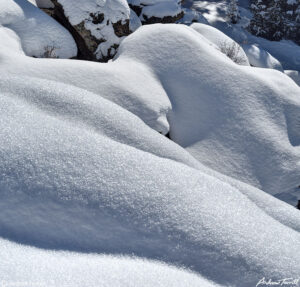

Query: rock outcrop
left=128, top=0, right=183, bottom=24
left=50, top=0, right=131, bottom=61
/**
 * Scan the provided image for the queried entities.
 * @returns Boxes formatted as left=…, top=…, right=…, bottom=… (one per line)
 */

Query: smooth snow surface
left=242, top=44, right=283, bottom=71
left=1, top=14, right=300, bottom=287
left=191, top=23, right=250, bottom=66
left=285, top=70, right=300, bottom=86
left=0, top=0, right=77, bottom=58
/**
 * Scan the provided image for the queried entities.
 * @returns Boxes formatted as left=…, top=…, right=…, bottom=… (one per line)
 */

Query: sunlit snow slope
left=0, top=4, right=300, bottom=286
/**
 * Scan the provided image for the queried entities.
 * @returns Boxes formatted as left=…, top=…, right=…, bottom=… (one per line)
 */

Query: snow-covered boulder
left=50, top=0, right=131, bottom=61
left=128, top=0, right=183, bottom=24
left=242, top=44, right=284, bottom=71
left=0, top=0, right=77, bottom=58
left=285, top=70, right=300, bottom=86
left=191, top=23, right=250, bottom=66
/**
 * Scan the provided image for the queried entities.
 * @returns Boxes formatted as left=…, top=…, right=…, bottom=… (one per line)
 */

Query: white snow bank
left=0, top=239, right=218, bottom=287
left=242, top=44, right=283, bottom=71
left=285, top=70, right=300, bottom=86
left=0, top=0, right=77, bottom=58
left=191, top=23, right=249, bottom=66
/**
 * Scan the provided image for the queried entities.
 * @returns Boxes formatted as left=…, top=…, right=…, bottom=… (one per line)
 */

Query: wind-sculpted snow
left=1, top=22, right=300, bottom=286
left=0, top=0, right=77, bottom=58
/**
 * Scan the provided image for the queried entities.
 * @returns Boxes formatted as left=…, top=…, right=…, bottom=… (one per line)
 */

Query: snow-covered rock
left=50, top=0, right=131, bottom=61
left=242, top=44, right=284, bottom=71
left=285, top=70, right=300, bottom=86
left=128, top=0, right=183, bottom=24
left=191, top=23, right=250, bottom=66
left=0, top=0, right=77, bottom=58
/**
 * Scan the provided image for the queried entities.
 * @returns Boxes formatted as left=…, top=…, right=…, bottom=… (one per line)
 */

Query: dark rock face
left=50, top=0, right=131, bottom=61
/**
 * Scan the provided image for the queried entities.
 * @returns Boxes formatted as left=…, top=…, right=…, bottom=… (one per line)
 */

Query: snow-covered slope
left=0, top=0, right=77, bottom=58
left=1, top=11, right=300, bottom=287
left=1, top=72, right=300, bottom=287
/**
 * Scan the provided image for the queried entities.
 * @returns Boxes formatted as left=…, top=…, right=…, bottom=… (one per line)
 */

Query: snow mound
left=0, top=0, right=77, bottom=58
left=285, top=70, right=300, bottom=86
left=117, top=24, right=300, bottom=202
left=191, top=23, right=249, bottom=66
left=242, top=44, right=284, bottom=71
